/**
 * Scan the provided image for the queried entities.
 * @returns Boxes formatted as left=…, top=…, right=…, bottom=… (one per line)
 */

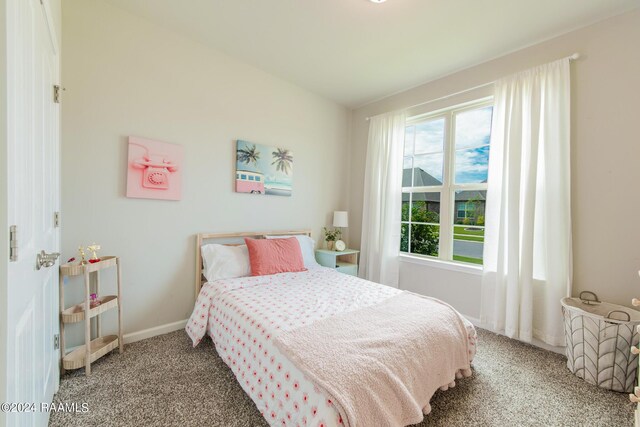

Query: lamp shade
left=333, top=211, right=349, bottom=228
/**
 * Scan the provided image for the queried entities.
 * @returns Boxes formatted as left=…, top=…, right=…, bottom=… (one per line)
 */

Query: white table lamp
left=332, top=211, right=349, bottom=251
left=333, top=211, right=348, bottom=228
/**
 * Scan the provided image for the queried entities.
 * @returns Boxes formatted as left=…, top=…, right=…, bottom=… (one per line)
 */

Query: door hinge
left=54, top=334, right=60, bottom=350
left=54, top=212, right=60, bottom=228
left=53, top=85, right=61, bottom=104
left=9, top=225, right=17, bottom=262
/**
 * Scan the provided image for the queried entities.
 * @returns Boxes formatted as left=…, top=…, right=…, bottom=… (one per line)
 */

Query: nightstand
left=315, top=249, right=360, bottom=276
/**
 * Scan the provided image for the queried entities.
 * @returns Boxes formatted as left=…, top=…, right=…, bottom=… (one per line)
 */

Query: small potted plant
left=323, top=227, right=342, bottom=251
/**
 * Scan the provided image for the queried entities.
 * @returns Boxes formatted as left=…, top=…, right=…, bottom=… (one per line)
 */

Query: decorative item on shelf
left=87, top=243, right=101, bottom=263
left=633, top=271, right=640, bottom=308
left=333, top=211, right=349, bottom=251
left=89, top=293, right=101, bottom=309
left=323, top=227, right=342, bottom=251
left=78, top=246, right=87, bottom=265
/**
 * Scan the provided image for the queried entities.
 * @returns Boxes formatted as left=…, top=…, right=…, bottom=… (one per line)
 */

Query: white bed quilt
left=186, top=268, right=477, bottom=427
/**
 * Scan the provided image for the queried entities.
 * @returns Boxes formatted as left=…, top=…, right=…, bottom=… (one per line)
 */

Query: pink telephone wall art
left=126, top=136, right=183, bottom=201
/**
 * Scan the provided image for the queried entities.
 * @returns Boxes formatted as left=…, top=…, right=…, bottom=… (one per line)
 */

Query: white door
left=6, top=0, right=60, bottom=425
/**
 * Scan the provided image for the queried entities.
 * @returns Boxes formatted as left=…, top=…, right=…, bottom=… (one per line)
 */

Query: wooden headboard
left=195, top=230, right=312, bottom=299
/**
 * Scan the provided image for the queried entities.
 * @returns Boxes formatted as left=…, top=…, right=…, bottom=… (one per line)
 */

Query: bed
left=187, top=231, right=477, bottom=427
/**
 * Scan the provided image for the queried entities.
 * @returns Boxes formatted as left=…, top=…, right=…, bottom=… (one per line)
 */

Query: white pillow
left=265, top=235, right=321, bottom=269
left=201, top=244, right=251, bottom=282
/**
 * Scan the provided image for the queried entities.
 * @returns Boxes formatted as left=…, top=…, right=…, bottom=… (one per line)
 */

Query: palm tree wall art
left=271, top=148, right=293, bottom=175
left=236, top=144, right=260, bottom=165
left=235, top=140, right=293, bottom=196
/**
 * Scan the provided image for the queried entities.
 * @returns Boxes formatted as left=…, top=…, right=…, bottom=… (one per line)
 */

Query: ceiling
left=106, top=0, right=639, bottom=107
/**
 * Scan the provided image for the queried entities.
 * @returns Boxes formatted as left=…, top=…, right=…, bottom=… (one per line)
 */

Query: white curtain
left=359, top=110, right=407, bottom=287
left=480, top=58, right=572, bottom=346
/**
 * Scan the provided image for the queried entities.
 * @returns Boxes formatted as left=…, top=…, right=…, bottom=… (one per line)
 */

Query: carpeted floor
left=50, top=328, right=634, bottom=427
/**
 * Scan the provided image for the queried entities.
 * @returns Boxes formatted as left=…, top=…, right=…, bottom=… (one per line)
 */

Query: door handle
left=36, top=250, right=60, bottom=270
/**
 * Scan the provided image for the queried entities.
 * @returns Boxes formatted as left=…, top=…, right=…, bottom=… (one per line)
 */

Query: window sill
left=399, top=254, right=483, bottom=275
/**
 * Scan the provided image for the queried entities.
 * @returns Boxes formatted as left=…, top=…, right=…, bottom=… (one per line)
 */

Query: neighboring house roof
left=455, top=190, right=486, bottom=202
left=402, top=168, right=441, bottom=202
left=402, top=167, right=442, bottom=187
left=402, top=167, right=486, bottom=203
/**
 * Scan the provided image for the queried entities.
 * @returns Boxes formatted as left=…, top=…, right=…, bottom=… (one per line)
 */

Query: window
left=255, top=176, right=261, bottom=182
left=456, top=202, right=467, bottom=219
left=248, top=175, right=255, bottom=181
left=241, top=174, right=247, bottom=180
left=401, top=99, right=492, bottom=265
left=457, top=202, right=478, bottom=219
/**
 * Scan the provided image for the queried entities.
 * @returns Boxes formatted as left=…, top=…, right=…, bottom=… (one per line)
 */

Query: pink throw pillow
left=244, top=237, right=307, bottom=276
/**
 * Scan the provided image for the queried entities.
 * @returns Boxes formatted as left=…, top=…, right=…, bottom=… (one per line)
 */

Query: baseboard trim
left=123, top=319, right=188, bottom=344
left=63, top=319, right=188, bottom=355
left=463, top=314, right=565, bottom=355
left=68, top=314, right=567, bottom=354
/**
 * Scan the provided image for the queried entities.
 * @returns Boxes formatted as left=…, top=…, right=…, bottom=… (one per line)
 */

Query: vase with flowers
left=323, top=227, right=342, bottom=251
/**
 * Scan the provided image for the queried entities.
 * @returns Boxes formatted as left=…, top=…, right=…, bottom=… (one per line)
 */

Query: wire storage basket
left=562, top=291, right=640, bottom=392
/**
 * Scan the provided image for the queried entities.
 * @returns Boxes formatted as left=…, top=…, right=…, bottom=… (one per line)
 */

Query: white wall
left=61, top=0, right=350, bottom=345
left=349, top=9, right=640, bottom=318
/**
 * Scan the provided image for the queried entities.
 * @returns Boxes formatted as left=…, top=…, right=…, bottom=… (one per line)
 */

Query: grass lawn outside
left=452, top=255, right=483, bottom=265
left=453, top=225, right=485, bottom=242
left=453, top=234, right=484, bottom=242
left=403, top=224, right=485, bottom=265
left=453, top=225, right=484, bottom=236
left=453, top=225, right=484, bottom=264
